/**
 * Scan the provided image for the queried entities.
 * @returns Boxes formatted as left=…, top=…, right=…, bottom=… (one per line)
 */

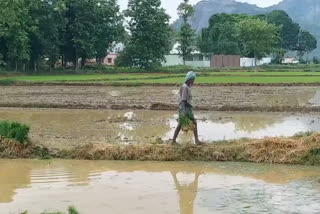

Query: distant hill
left=173, top=0, right=320, bottom=56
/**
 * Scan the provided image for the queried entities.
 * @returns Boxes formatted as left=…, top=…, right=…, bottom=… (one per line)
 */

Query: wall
left=211, top=55, right=240, bottom=67
left=163, top=55, right=210, bottom=67
left=240, top=58, right=272, bottom=67
left=164, top=55, right=184, bottom=66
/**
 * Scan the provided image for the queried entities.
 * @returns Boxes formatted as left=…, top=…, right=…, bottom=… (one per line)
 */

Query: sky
left=118, top=0, right=283, bottom=22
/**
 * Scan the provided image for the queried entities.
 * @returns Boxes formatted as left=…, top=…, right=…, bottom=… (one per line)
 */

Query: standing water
left=0, top=108, right=320, bottom=148
left=0, top=160, right=320, bottom=214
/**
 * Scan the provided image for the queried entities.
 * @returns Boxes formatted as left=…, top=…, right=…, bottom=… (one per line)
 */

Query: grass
left=0, top=121, right=30, bottom=144
left=4, top=69, right=320, bottom=85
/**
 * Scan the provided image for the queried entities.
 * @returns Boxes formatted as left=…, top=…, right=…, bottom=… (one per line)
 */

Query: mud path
left=1, top=85, right=320, bottom=112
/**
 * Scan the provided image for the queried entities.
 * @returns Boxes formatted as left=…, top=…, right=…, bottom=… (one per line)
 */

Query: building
left=282, top=57, right=299, bottom=64
left=163, top=43, right=271, bottom=68
left=103, top=53, right=118, bottom=66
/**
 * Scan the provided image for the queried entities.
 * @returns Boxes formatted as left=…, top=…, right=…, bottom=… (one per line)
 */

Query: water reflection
left=171, top=171, right=200, bottom=214
left=0, top=160, right=320, bottom=214
left=2, top=108, right=320, bottom=146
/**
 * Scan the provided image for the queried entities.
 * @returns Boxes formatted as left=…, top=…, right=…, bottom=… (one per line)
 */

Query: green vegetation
left=4, top=69, right=320, bottom=85
left=180, top=116, right=194, bottom=132
left=237, top=18, right=280, bottom=68
left=0, top=121, right=30, bottom=144
left=117, top=0, right=171, bottom=68
left=0, top=0, right=123, bottom=72
left=177, top=0, right=195, bottom=65
left=21, top=206, right=79, bottom=214
left=198, top=12, right=317, bottom=63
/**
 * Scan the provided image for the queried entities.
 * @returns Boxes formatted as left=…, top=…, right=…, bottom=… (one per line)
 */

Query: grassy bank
left=1, top=65, right=320, bottom=86
left=3, top=71, right=320, bottom=86
left=1, top=133, right=320, bottom=165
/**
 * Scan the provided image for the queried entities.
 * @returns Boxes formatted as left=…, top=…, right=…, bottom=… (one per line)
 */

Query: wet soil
left=1, top=85, right=320, bottom=112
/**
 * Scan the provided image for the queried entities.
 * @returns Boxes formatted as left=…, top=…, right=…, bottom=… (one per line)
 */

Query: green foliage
left=0, top=0, right=123, bottom=72
left=198, top=13, right=247, bottom=55
left=121, top=0, right=172, bottom=68
left=0, top=79, right=15, bottom=86
left=0, top=121, right=30, bottom=144
left=180, top=115, right=194, bottom=132
left=198, top=11, right=316, bottom=62
left=22, top=206, right=80, bottom=214
left=296, top=30, right=318, bottom=58
left=177, top=0, right=195, bottom=64
left=237, top=18, right=281, bottom=66
left=68, top=206, right=80, bottom=214
left=266, top=10, right=300, bottom=51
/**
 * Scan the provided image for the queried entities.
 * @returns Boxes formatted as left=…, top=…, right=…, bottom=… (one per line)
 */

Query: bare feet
left=195, top=140, right=205, bottom=145
left=172, top=141, right=179, bottom=145
left=167, top=139, right=178, bottom=145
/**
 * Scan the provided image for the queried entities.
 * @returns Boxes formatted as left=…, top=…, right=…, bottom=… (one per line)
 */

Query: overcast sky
left=118, top=0, right=282, bottom=22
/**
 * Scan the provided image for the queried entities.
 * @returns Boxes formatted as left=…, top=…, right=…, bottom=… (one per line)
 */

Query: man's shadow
left=171, top=171, right=202, bottom=214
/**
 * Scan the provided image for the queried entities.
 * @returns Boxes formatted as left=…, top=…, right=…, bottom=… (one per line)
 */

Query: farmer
left=172, top=71, right=203, bottom=145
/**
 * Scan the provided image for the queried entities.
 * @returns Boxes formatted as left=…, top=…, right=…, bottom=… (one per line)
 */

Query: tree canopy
left=177, top=0, right=195, bottom=65
left=0, top=0, right=123, bottom=71
left=117, top=0, right=171, bottom=68
left=197, top=10, right=317, bottom=63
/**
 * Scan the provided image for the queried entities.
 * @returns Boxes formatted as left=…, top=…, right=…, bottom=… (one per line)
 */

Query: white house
left=163, top=42, right=271, bottom=68
left=163, top=43, right=211, bottom=67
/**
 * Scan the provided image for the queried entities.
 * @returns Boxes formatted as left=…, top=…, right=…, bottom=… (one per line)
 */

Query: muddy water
left=1, top=108, right=320, bottom=148
left=0, top=160, right=319, bottom=214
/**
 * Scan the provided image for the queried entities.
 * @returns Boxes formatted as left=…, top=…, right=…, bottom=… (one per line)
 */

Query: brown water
left=0, top=160, right=319, bottom=214
left=1, top=108, right=320, bottom=148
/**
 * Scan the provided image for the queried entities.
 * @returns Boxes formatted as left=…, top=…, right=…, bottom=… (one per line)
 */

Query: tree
left=237, top=18, right=281, bottom=70
left=198, top=14, right=248, bottom=55
left=296, top=30, right=317, bottom=61
left=177, top=0, right=195, bottom=65
left=122, top=0, right=171, bottom=68
left=266, top=10, right=300, bottom=51
left=0, top=0, right=34, bottom=71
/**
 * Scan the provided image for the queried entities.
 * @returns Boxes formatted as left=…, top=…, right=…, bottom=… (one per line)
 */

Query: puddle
left=0, top=160, right=319, bottom=214
left=1, top=108, right=320, bottom=148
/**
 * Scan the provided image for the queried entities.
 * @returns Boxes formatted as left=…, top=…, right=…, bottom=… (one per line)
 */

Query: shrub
left=0, top=121, right=30, bottom=144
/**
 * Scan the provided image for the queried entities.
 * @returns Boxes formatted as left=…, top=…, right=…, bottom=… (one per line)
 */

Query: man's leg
left=172, top=122, right=182, bottom=144
left=192, top=120, right=203, bottom=145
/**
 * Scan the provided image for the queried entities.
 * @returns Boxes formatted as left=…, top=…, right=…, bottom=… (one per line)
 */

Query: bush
left=0, top=121, right=30, bottom=144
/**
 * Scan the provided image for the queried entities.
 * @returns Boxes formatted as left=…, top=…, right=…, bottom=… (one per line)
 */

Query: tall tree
left=123, top=0, right=171, bottom=68
left=237, top=18, right=281, bottom=70
left=266, top=10, right=300, bottom=51
left=198, top=14, right=248, bottom=55
left=177, top=0, right=195, bottom=65
left=296, top=30, right=317, bottom=60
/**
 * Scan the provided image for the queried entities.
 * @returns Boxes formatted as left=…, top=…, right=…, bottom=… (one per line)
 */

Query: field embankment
left=1, top=133, right=320, bottom=165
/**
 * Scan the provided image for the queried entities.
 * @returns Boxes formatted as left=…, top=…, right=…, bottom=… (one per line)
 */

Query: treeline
left=0, top=0, right=123, bottom=71
left=198, top=11, right=317, bottom=63
left=0, top=0, right=318, bottom=71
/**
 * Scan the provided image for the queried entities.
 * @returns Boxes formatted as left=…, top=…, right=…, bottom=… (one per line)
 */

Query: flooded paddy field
left=2, top=86, right=320, bottom=111
left=1, top=108, right=320, bottom=148
left=0, top=160, right=320, bottom=214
